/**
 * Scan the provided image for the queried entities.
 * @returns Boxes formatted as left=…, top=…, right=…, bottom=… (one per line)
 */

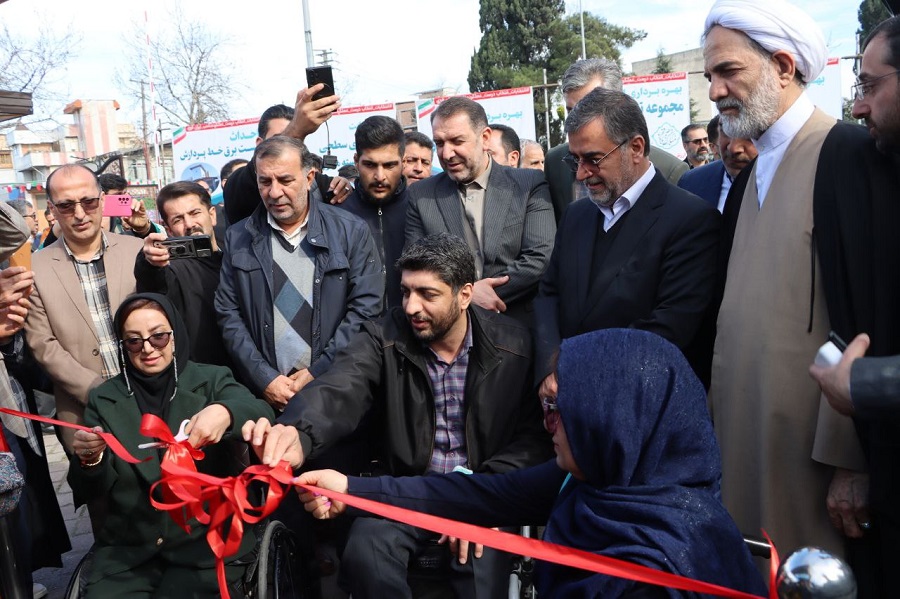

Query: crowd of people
left=1, top=0, right=900, bottom=597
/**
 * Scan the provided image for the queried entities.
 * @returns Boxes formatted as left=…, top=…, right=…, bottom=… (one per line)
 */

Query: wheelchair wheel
left=64, top=552, right=92, bottom=599
left=255, top=520, right=302, bottom=599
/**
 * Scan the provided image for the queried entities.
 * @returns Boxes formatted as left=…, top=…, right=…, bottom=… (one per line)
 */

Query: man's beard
left=582, top=151, right=630, bottom=209
left=407, top=300, right=460, bottom=344
left=718, top=70, right=782, bottom=140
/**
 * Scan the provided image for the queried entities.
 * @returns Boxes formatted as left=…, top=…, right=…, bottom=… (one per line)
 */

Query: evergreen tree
left=468, top=1, right=645, bottom=146
left=651, top=49, right=673, bottom=74
left=858, top=0, right=891, bottom=43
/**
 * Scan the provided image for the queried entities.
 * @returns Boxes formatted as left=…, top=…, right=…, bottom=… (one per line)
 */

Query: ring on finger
left=860, top=521, right=872, bottom=530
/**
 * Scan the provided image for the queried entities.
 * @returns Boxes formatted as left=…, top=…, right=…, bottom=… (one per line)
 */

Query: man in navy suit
left=678, top=115, right=757, bottom=212
left=405, top=96, right=555, bottom=324
left=535, top=88, right=720, bottom=398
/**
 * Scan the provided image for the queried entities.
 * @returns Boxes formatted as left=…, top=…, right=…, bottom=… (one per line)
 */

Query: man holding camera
left=134, top=180, right=231, bottom=367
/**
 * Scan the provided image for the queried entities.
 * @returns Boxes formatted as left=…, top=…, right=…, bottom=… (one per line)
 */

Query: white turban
left=704, top=0, right=828, bottom=84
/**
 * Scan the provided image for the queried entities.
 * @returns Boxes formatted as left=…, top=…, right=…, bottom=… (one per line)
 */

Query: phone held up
left=306, top=66, right=334, bottom=102
left=156, top=235, right=213, bottom=260
left=103, top=194, right=133, bottom=218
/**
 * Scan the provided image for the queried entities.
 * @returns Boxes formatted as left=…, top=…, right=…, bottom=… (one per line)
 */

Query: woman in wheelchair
left=68, top=293, right=274, bottom=598
left=297, top=329, right=768, bottom=598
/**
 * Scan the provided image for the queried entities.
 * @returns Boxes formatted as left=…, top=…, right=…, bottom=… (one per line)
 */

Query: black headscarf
left=113, top=292, right=190, bottom=422
left=539, top=328, right=766, bottom=598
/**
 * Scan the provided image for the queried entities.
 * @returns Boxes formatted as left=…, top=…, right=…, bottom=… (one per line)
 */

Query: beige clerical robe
left=709, top=108, right=866, bottom=557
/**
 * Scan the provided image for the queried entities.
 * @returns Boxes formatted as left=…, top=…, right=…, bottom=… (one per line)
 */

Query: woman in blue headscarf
left=297, top=329, right=766, bottom=598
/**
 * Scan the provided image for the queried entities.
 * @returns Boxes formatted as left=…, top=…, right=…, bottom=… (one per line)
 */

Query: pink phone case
left=103, top=194, right=133, bottom=217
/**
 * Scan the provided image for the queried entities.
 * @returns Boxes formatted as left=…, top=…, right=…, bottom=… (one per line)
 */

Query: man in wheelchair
left=244, top=234, right=552, bottom=598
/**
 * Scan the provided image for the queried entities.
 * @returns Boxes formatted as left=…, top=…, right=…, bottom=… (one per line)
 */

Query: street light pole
left=302, top=0, right=315, bottom=68
left=580, top=0, right=587, bottom=59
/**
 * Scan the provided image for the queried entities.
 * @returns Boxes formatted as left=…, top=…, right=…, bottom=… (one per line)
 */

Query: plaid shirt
left=63, top=235, right=120, bottom=381
left=425, top=317, right=473, bottom=473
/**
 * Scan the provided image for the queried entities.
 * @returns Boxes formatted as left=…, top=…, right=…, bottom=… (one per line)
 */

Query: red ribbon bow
left=141, top=414, right=293, bottom=597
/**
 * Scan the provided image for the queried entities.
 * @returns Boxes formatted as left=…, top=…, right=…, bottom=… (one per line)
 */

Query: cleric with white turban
left=704, top=0, right=828, bottom=84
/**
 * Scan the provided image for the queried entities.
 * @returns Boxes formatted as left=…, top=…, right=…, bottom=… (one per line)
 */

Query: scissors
left=138, top=419, right=191, bottom=449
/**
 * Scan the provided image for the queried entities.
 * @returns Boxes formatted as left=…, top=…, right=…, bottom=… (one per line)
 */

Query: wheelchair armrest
left=743, top=534, right=772, bottom=559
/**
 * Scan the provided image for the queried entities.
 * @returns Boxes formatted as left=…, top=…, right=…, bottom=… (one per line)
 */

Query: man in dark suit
left=405, top=96, right=555, bottom=323
left=534, top=88, right=720, bottom=399
left=678, top=115, right=757, bottom=211
left=545, top=58, right=689, bottom=223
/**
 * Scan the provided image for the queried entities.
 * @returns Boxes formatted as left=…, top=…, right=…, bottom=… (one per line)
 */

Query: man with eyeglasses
left=24, top=165, right=143, bottom=463
left=681, top=124, right=712, bottom=169
left=807, top=15, right=900, bottom=594
left=543, top=58, right=689, bottom=224
left=533, top=87, right=719, bottom=402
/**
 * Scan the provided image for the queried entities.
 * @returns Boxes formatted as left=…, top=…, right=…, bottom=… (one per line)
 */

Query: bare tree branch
left=0, top=16, right=81, bottom=125
left=120, top=5, right=241, bottom=126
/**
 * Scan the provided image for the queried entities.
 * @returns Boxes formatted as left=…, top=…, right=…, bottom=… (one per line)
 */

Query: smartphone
left=827, top=331, right=848, bottom=352
left=157, top=235, right=213, bottom=259
left=8, top=241, right=30, bottom=269
left=103, top=194, right=133, bottom=217
left=306, top=66, right=334, bottom=101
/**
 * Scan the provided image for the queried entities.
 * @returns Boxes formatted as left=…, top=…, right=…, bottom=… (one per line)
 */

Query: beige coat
left=25, top=233, right=143, bottom=453
left=709, top=109, right=866, bottom=557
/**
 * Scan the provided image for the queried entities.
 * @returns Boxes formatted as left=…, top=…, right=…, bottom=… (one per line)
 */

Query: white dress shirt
left=753, top=93, right=815, bottom=207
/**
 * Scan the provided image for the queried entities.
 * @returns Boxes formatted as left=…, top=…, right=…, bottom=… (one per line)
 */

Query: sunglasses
left=542, top=397, right=560, bottom=434
left=51, top=197, right=101, bottom=215
left=121, top=331, right=173, bottom=353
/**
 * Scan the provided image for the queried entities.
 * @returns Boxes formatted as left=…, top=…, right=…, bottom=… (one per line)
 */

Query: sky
left=0, top=0, right=863, bottom=130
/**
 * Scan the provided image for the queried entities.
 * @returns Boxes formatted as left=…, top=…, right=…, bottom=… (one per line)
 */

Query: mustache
left=717, top=98, right=743, bottom=111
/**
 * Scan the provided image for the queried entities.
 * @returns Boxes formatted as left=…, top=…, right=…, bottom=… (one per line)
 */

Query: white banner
left=172, top=118, right=259, bottom=205
left=416, top=87, right=537, bottom=144
left=622, top=72, right=691, bottom=160
left=806, top=57, right=843, bottom=120
left=303, top=103, right=397, bottom=171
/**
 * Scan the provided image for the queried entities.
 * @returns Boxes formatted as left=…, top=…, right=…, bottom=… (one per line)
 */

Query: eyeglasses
left=24, top=213, right=36, bottom=219
left=542, top=397, right=560, bottom=433
left=121, top=331, right=173, bottom=353
left=562, top=139, right=627, bottom=173
left=852, top=70, right=900, bottom=101
left=686, top=137, right=709, bottom=145
left=50, top=197, right=101, bottom=215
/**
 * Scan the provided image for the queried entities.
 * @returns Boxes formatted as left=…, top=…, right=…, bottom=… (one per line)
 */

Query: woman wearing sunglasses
left=297, top=329, right=766, bottom=598
left=67, top=292, right=274, bottom=598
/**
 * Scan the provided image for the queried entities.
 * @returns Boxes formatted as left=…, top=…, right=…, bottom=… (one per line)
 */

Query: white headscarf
left=704, top=0, right=828, bottom=84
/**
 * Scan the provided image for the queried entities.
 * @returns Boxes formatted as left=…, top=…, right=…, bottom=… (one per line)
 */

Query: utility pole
left=543, top=69, right=551, bottom=149
left=130, top=79, right=154, bottom=181
left=579, top=0, right=587, bottom=59
left=315, top=49, right=335, bottom=66
left=302, top=0, right=314, bottom=68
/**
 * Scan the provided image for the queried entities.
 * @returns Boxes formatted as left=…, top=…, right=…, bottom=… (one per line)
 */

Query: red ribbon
left=0, top=407, right=777, bottom=598
left=295, top=482, right=771, bottom=599
left=0, top=407, right=144, bottom=463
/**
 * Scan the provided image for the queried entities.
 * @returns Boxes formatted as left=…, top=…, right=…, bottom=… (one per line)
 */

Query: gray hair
left=518, top=140, right=544, bottom=166
left=565, top=88, right=650, bottom=157
left=561, top=58, right=624, bottom=95
left=6, top=199, right=30, bottom=218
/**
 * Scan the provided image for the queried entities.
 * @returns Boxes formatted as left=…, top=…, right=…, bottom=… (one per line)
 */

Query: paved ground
left=33, top=430, right=93, bottom=599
